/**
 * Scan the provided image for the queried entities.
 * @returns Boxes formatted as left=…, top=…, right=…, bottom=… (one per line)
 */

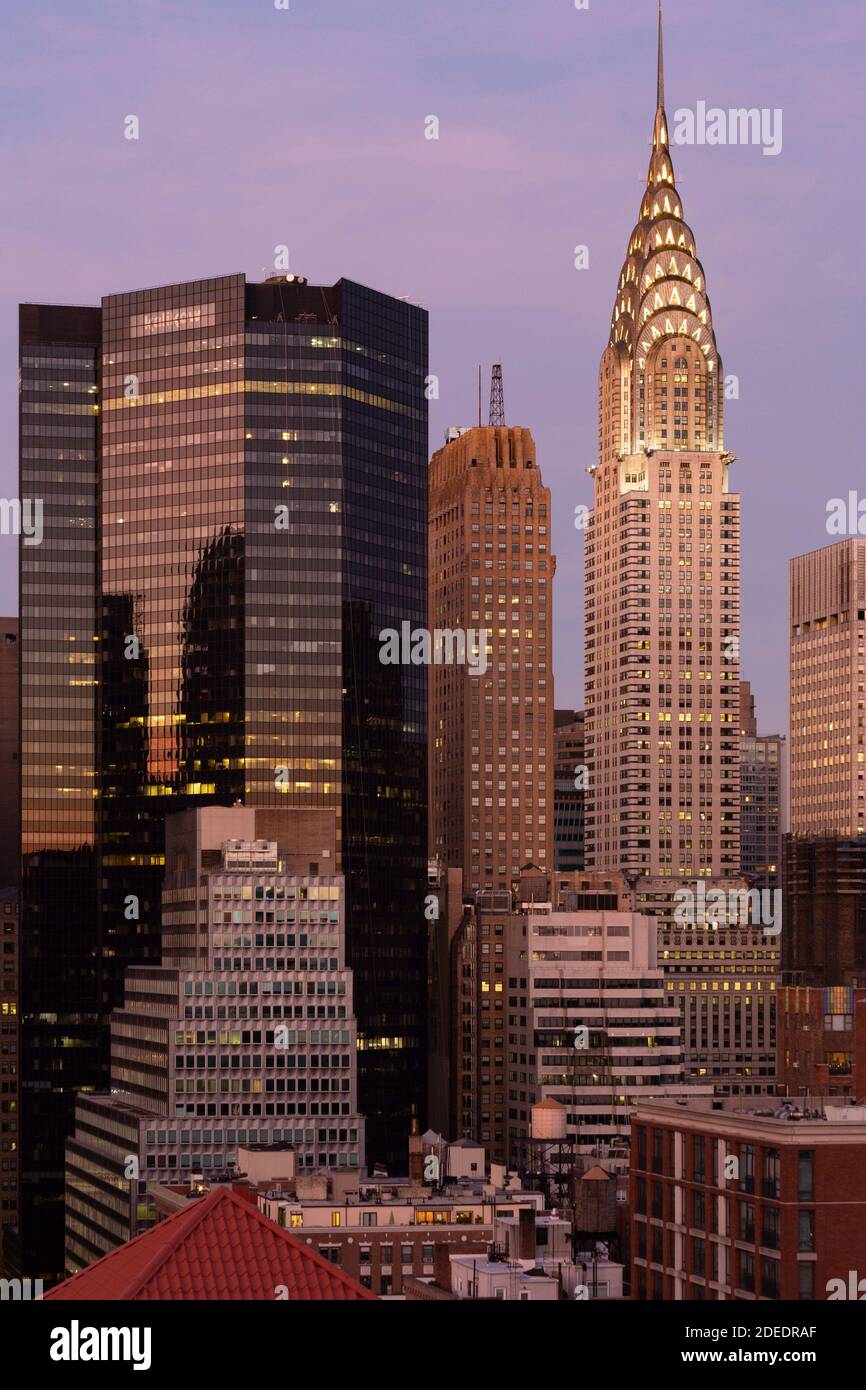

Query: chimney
left=408, top=1123, right=424, bottom=1183
left=518, top=1207, right=536, bottom=1261
left=433, top=1243, right=454, bottom=1292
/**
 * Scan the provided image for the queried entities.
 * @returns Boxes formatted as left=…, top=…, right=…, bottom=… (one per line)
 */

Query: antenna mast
left=488, top=363, right=505, bottom=427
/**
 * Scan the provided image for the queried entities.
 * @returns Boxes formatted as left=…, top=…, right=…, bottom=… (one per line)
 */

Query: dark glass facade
left=18, top=276, right=427, bottom=1278
left=19, top=305, right=101, bottom=1280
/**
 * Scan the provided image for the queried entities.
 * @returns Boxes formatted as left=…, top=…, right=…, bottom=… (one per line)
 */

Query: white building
left=64, top=806, right=365, bottom=1275
left=507, top=904, right=711, bottom=1168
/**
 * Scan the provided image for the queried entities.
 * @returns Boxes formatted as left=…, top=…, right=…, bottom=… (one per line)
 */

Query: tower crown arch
left=636, top=309, right=718, bottom=370
left=637, top=276, right=710, bottom=324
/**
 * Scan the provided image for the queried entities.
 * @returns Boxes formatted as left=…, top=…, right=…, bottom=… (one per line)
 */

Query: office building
left=63, top=805, right=365, bottom=1275
left=584, top=8, right=741, bottom=878
left=782, top=835, right=866, bottom=986
left=428, top=423, right=555, bottom=891
left=0, top=621, right=19, bottom=889
left=505, top=889, right=707, bottom=1175
left=0, top=890, right=18, bottom=1260
left=20, top=275, right=427, bottom=1276
left=553, top=709, right=586, bottom=873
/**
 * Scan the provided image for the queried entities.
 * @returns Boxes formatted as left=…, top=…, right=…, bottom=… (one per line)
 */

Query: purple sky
left=2, top=0, right=863, bottom=736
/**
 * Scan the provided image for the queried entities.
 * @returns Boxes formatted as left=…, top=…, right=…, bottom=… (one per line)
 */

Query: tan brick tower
left=429, top=422, right=555, bottom=891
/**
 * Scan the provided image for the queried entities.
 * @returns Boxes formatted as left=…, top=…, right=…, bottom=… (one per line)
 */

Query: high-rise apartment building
left=584, top=10, right=741, bottom=879
left=19, top=274, right=427, bottom=1277
left=428, top=424, right=555, bottom=892
left=63, top=805, right=365, bottom=1274
left=789, top=539, right=866, bottom=838
left=553, top=709, right=586, bottom=873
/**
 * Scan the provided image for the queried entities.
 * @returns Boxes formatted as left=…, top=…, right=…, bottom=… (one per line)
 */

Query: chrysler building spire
left=657, top=0, right=665, bottom=112
left=603, top=1, right=724, bottom=458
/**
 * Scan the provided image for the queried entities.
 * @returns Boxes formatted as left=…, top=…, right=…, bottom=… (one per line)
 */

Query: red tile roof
left=46, top=1186, right=376, bottom=1301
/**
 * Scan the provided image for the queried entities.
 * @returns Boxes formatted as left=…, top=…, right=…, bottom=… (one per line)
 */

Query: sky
left=1, top=0, right=863, bottom=736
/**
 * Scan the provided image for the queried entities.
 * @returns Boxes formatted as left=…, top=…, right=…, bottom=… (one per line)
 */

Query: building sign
left=130, top=303, right=215, bottom=337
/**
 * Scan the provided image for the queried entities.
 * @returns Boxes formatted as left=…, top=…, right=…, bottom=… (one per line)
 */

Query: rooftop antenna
left=489, top=364, right=505, bottom=427
left=477, top=365, right=482, bottom=427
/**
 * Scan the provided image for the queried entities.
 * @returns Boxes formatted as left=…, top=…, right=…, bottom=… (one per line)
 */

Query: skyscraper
left=553, top=709, right=586, bottom=873
left=741, top=731, right=786, bottom=896
left=585, top=7, right=741, bottom=880
left=789, top=538, right=866, bottom=838
left=0, top=620, right=19, bottom=890
left=739, top=679, right=786, bottom=896
left=64, top=806, right=365, bottom=1274
left=428, top=422, right=555, bottom=892
left=20, top=274, right=427, bottom=1277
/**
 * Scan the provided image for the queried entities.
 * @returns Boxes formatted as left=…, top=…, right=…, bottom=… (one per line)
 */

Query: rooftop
left=46, top=1186, right=376, bottom=1301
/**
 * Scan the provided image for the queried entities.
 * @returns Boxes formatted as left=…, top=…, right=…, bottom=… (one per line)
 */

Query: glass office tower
left=19, top=276, right=428, bottom=1278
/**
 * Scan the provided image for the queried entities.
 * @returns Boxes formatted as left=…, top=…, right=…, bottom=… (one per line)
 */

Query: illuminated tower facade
left=428, top=424, right=555, bottom=891
left=585, top=5, right=741, bottom=879
left=789, top=539, right=866, bottom=838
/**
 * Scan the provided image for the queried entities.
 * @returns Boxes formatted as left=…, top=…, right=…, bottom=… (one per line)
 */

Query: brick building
left=630, top=1096, right=866, bottom=1301
left=778, top=985, right=866, bottom=1099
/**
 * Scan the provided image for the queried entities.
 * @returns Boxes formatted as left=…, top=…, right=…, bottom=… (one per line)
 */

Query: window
left=740, top=1202, right=756, bottom=1244
left=637, top=1125, right=647, bottom=1170
left=652, top=1128, right=663, bottom=1174
left=739, top=1251, right=755, bottom=1294
left=762, top=1259, right=780, bottom=1299
left=798, top=1210, right=815, bottom=1252
left=798, top=1151, right=814, bottom=1202
left=693, top=1190, right=706, bottom=1230
left=799, top=1262, right=814, bottom=1300
left=692, top=1134, right=706, bottom=1185
left=651, top=1227, right=663, bottom=1264
left=762, top=1147, right=780, bottom=1199
left=761, top=1206, right=780, bottom=1250
left=740, top=1144, right=755, bottom=1194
